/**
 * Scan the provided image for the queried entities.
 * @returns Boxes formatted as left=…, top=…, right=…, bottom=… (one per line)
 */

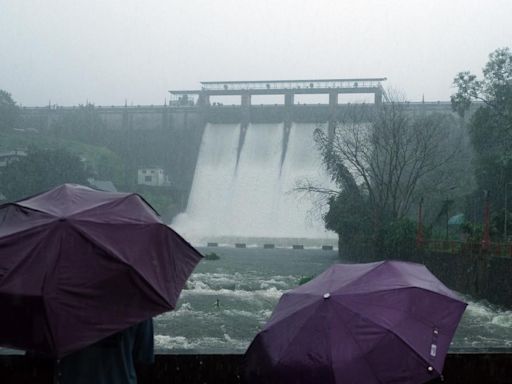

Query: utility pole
left=481, top=190, right=491, bottom=251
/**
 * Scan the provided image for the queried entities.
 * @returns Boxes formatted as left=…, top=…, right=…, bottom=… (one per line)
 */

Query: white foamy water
left=172, top=123, right=239, bottom=240
left=152, top=247, right=512, bottom=354
left=172, top=122, right=336, bottom=243
left=274, top=123, right=335, bottom=238
left=1, top=247, right=509, bottom=356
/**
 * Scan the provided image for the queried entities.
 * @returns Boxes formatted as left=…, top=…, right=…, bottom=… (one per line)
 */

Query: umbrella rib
left=331, top=297, right=446, bottom=378
left=41, top=219, right=73, bottom=356
left=14, top=193, right=141, bottom=219
left=328, top=300, right=390, bottom=384
left=338, top=307, right=438, bottom=382
left=335, top=262, right=464, bottom=302
left=0, top=205, right=56, bottom=240
left=263, top=293, right=321, bottom=329
left=325, top=306, right=337, bottom=384
left=41, top=269, right=58, bottom=355
left=270, top=300, right=383, bottom=384
left=0, top=225, right=56, bottom=286
left=67, top=194, right=138, bottom=218
left=66, top=193, right=161, bottom=220
left=298, top=261, right=386, bottom=295
left=333, top=261, right=387, bottom=291
left=0, top=222, right=60, bottom=355
left=4, top=202, right=56, bottom=217
left=338, top=289, right=466, bottom=372
left=336, top=287, right=465, bottom=335
left=8, top=185, right=159, bottom=218
left=271, top=300, right=324, bottom=369
left=0, top=220, right=56, bottom=243
left=68, top=223, right=173, bottom=309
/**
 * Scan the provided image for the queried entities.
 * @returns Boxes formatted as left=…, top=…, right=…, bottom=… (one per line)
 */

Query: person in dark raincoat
left=55, top=318, right=154, bottom=384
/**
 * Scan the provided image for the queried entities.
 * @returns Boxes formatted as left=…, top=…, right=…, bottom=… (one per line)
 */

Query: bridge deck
left=170, top=78, right=387, bottom=97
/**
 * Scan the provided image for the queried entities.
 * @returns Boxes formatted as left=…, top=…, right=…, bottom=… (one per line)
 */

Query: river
left=154, top=246, right=512, bottom=354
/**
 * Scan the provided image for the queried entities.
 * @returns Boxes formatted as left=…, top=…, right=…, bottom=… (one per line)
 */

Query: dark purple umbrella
left=245, top=260, right=467, bottom=384
left=0, top=184, right=202, bottom=357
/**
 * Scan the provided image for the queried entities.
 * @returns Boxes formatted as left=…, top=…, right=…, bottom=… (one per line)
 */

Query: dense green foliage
left=298, top=276, right=313, bottom=285
left=324, top=191, right=371, bottom=243
left=132, top=184, right=177, bottom=220
left=0, top=128, right=125, bottom=188
left=203, top=252, right=220, bottom=260
left=0, top=98, right=187, bottom=218
left=0, top=148, right=90, bottom=201
left=47, top=104, right=199, bottom=191
left=452, top=47, right=512, bottom=239
left=378, top=218, right=417, bottom=258
left=0, top=90, right=20, bottom=132
left=50, top=104, right=132, bottom=186
left=315, top=99, right=466, bottom=253
left=317, top=47, right=512, bottom=252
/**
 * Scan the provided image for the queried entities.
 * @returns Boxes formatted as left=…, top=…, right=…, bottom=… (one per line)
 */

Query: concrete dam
left=21, top=78, right=454, bottom=246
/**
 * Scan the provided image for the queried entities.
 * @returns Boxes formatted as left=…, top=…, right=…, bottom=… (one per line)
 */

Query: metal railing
left=200, top=78, right=387, bottom=92
left=423, top=240, right=512, bottom=257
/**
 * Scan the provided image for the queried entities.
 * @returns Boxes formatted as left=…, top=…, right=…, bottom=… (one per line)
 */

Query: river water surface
left=154, top=246, right=512, bottom=354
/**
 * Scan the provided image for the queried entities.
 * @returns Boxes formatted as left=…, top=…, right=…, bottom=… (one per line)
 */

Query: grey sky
left=1, top=0, right=511, bottom=106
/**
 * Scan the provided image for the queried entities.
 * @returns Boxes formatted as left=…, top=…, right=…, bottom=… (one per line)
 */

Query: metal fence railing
left=423, top=240, right=512, bottom=257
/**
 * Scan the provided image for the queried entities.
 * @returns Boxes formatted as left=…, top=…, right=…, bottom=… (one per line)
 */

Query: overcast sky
left=1, top=0, right=511, bottom=106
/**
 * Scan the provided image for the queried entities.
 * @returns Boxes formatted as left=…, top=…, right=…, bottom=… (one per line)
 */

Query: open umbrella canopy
left=0, top=184, right=202, bottom=357
left=245, top=260, right=467, bottom=384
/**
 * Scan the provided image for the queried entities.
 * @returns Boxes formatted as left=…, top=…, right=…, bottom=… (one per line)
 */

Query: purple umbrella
left=0, top=184, right=202, bottom=357
left=245, top=260, right=467, bottom=384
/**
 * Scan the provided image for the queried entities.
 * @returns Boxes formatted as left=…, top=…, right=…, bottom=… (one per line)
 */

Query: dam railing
left=425, top=240, right=512, bottom=258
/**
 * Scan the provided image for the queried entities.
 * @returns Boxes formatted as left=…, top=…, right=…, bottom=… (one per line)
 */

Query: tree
left=324, top=189, right=372, bottom=244
left=0, top=148, right=90, bottom=201
left=451, top=47, right=512, bottom=225
left=0, top=89, right=20, bottom=132
left=451, top=47, right=512, bottom=122
left=313, top=99, right=466, bottom=246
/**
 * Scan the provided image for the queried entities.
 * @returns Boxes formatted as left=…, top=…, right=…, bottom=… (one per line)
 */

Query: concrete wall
left=21, top=105, right=200, bottom=132
left=18, top=102, right=458, bottom=217
left=21, top=102, right=457, bottom=132
left=1, top=353, right=511, bottom=384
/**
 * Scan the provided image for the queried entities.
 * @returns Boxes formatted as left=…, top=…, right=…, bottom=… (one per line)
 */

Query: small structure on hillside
left=0, top=150, right=27, bottom=168
left=137, top=167, right=170, bottom=187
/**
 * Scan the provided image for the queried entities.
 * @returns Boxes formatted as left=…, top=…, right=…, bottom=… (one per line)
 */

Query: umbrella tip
left=323, top=293, right=331, bottom=299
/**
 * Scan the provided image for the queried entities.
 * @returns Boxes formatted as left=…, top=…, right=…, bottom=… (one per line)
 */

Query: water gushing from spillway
left=172, top=123, right=336, bottom=244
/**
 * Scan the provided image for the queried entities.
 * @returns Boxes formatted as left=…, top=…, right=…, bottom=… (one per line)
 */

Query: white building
left=0, top=150, right=27, bottom=168
left=137, top=168, right=169, bottom=187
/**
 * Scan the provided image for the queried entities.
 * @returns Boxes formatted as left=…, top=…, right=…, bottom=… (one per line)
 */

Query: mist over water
left=172, top=123, right=336, bottom=244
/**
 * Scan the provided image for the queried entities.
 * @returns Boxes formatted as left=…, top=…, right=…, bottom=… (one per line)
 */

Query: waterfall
left=172, top=122, right=336, bottom=245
